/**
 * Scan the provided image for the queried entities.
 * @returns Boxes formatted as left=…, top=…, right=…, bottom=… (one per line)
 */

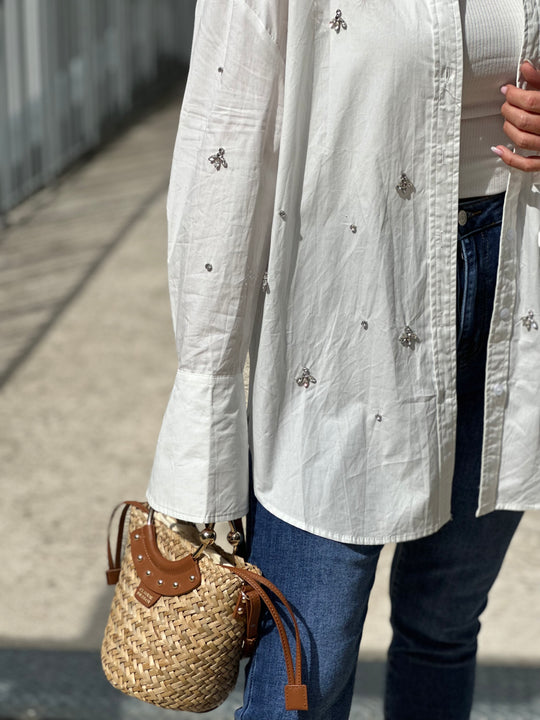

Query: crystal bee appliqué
left=396, top=173, right=415, bottom=199
left=296, top=367, right=317, bottom=389
left=399, top=326, right=420, bottom=349
left=208, top=147, right=228, bottom=171
left=521, top=310, right=539, bottom=331
left=330, top=9, right=347, bottom=33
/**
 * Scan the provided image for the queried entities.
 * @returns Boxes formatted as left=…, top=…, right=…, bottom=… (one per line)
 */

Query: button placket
left=492, top=383, right=505, bottom=397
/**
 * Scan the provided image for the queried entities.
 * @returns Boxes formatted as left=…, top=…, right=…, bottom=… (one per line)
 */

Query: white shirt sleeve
left=147, top=0, right=284, bottom=522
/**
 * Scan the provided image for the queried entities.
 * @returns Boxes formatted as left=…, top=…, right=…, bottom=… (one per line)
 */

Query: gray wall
left=0, top=0, right=196, bottom=215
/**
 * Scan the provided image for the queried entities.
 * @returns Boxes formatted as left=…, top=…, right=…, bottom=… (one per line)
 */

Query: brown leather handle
left=106, top=500, right=148, bottom=584
left=228, top=566, right=308, bottom=711
left=106, top=501, right=244, bottom=582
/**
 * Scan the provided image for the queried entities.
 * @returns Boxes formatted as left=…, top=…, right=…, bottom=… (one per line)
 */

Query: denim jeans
left=235, top=192, right=522, bottom=720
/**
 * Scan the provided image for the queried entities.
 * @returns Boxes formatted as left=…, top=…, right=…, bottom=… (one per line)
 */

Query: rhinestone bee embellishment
left=521, top=310, right=539, bottom=331
left=330, top=9, right=347, bottom=33
left=396, top=173, right=415, bottom=199
left=296, top=367, right=317, bottom=389
left=399, top=326, right=420, bottom=349
left=350, top=224, right=357, bottom=234
left=262, top=272, right=270, bottom=294
left=208, top=147, right=228, bottom=170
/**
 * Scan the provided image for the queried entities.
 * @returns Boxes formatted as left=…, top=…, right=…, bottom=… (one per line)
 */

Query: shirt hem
left=257, top=496, right=452, bottom=545
left=476, top=501, right=539, bottom=517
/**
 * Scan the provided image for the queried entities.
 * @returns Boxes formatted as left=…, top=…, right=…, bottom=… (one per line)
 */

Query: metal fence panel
left=0, top=0, right=196, bottom=216
left=0, top=2, right=12, bottom=214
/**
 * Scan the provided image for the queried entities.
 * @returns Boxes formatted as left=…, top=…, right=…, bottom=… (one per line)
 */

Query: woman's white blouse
left=147, top=0, right=540, bottom=544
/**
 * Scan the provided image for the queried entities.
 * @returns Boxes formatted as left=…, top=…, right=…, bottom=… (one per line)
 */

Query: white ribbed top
left=459, top=0, right=524, bottom=198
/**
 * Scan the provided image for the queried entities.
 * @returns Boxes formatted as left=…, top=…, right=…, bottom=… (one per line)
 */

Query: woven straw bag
left=101, top=501, right=308, bottom=714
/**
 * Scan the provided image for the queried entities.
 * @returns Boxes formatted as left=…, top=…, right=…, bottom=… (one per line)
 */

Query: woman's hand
left=492, top=61, right=540, bottom=171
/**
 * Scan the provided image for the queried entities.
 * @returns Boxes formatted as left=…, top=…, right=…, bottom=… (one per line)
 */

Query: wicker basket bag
left=101, top=501, right=308, bottom=714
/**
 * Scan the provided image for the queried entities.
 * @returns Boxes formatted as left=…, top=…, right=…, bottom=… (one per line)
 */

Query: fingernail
left=500, top=85, right=508, bottom=95
left=491, top=146, right=504, bottom=157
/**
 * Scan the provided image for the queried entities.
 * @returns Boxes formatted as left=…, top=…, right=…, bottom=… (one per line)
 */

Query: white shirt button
left=493, top=383, right=505, bottom=397
left=500, top=308, right=511, bottom=321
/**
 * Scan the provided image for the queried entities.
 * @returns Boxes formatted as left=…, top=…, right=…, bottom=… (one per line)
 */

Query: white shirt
left=148, top=0, right=540, bottom=544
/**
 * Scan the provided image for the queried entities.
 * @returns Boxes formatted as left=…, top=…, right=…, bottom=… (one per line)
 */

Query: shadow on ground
left=0, top=647, right=538, bottom=720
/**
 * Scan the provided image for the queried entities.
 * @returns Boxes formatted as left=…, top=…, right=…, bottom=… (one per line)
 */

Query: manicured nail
left=491, top=146, right=504, bottom=157
left=500, top=85, right=508, bottom=95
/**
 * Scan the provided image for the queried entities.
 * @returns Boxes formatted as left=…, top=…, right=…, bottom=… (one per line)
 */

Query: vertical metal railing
left=0, top=0, right=196, bottom=217
left=0, top=1, right=12, bottom=216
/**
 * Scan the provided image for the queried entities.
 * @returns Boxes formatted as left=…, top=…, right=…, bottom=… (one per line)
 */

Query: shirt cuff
left=147, top=369, right=249, bottom=522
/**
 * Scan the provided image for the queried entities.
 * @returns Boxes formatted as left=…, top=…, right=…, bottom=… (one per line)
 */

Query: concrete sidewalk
left=0, top=84, right=539, bottom=719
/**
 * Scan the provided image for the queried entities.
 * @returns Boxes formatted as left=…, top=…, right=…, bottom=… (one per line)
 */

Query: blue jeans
left=235, top=192, right=522, bottom=720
